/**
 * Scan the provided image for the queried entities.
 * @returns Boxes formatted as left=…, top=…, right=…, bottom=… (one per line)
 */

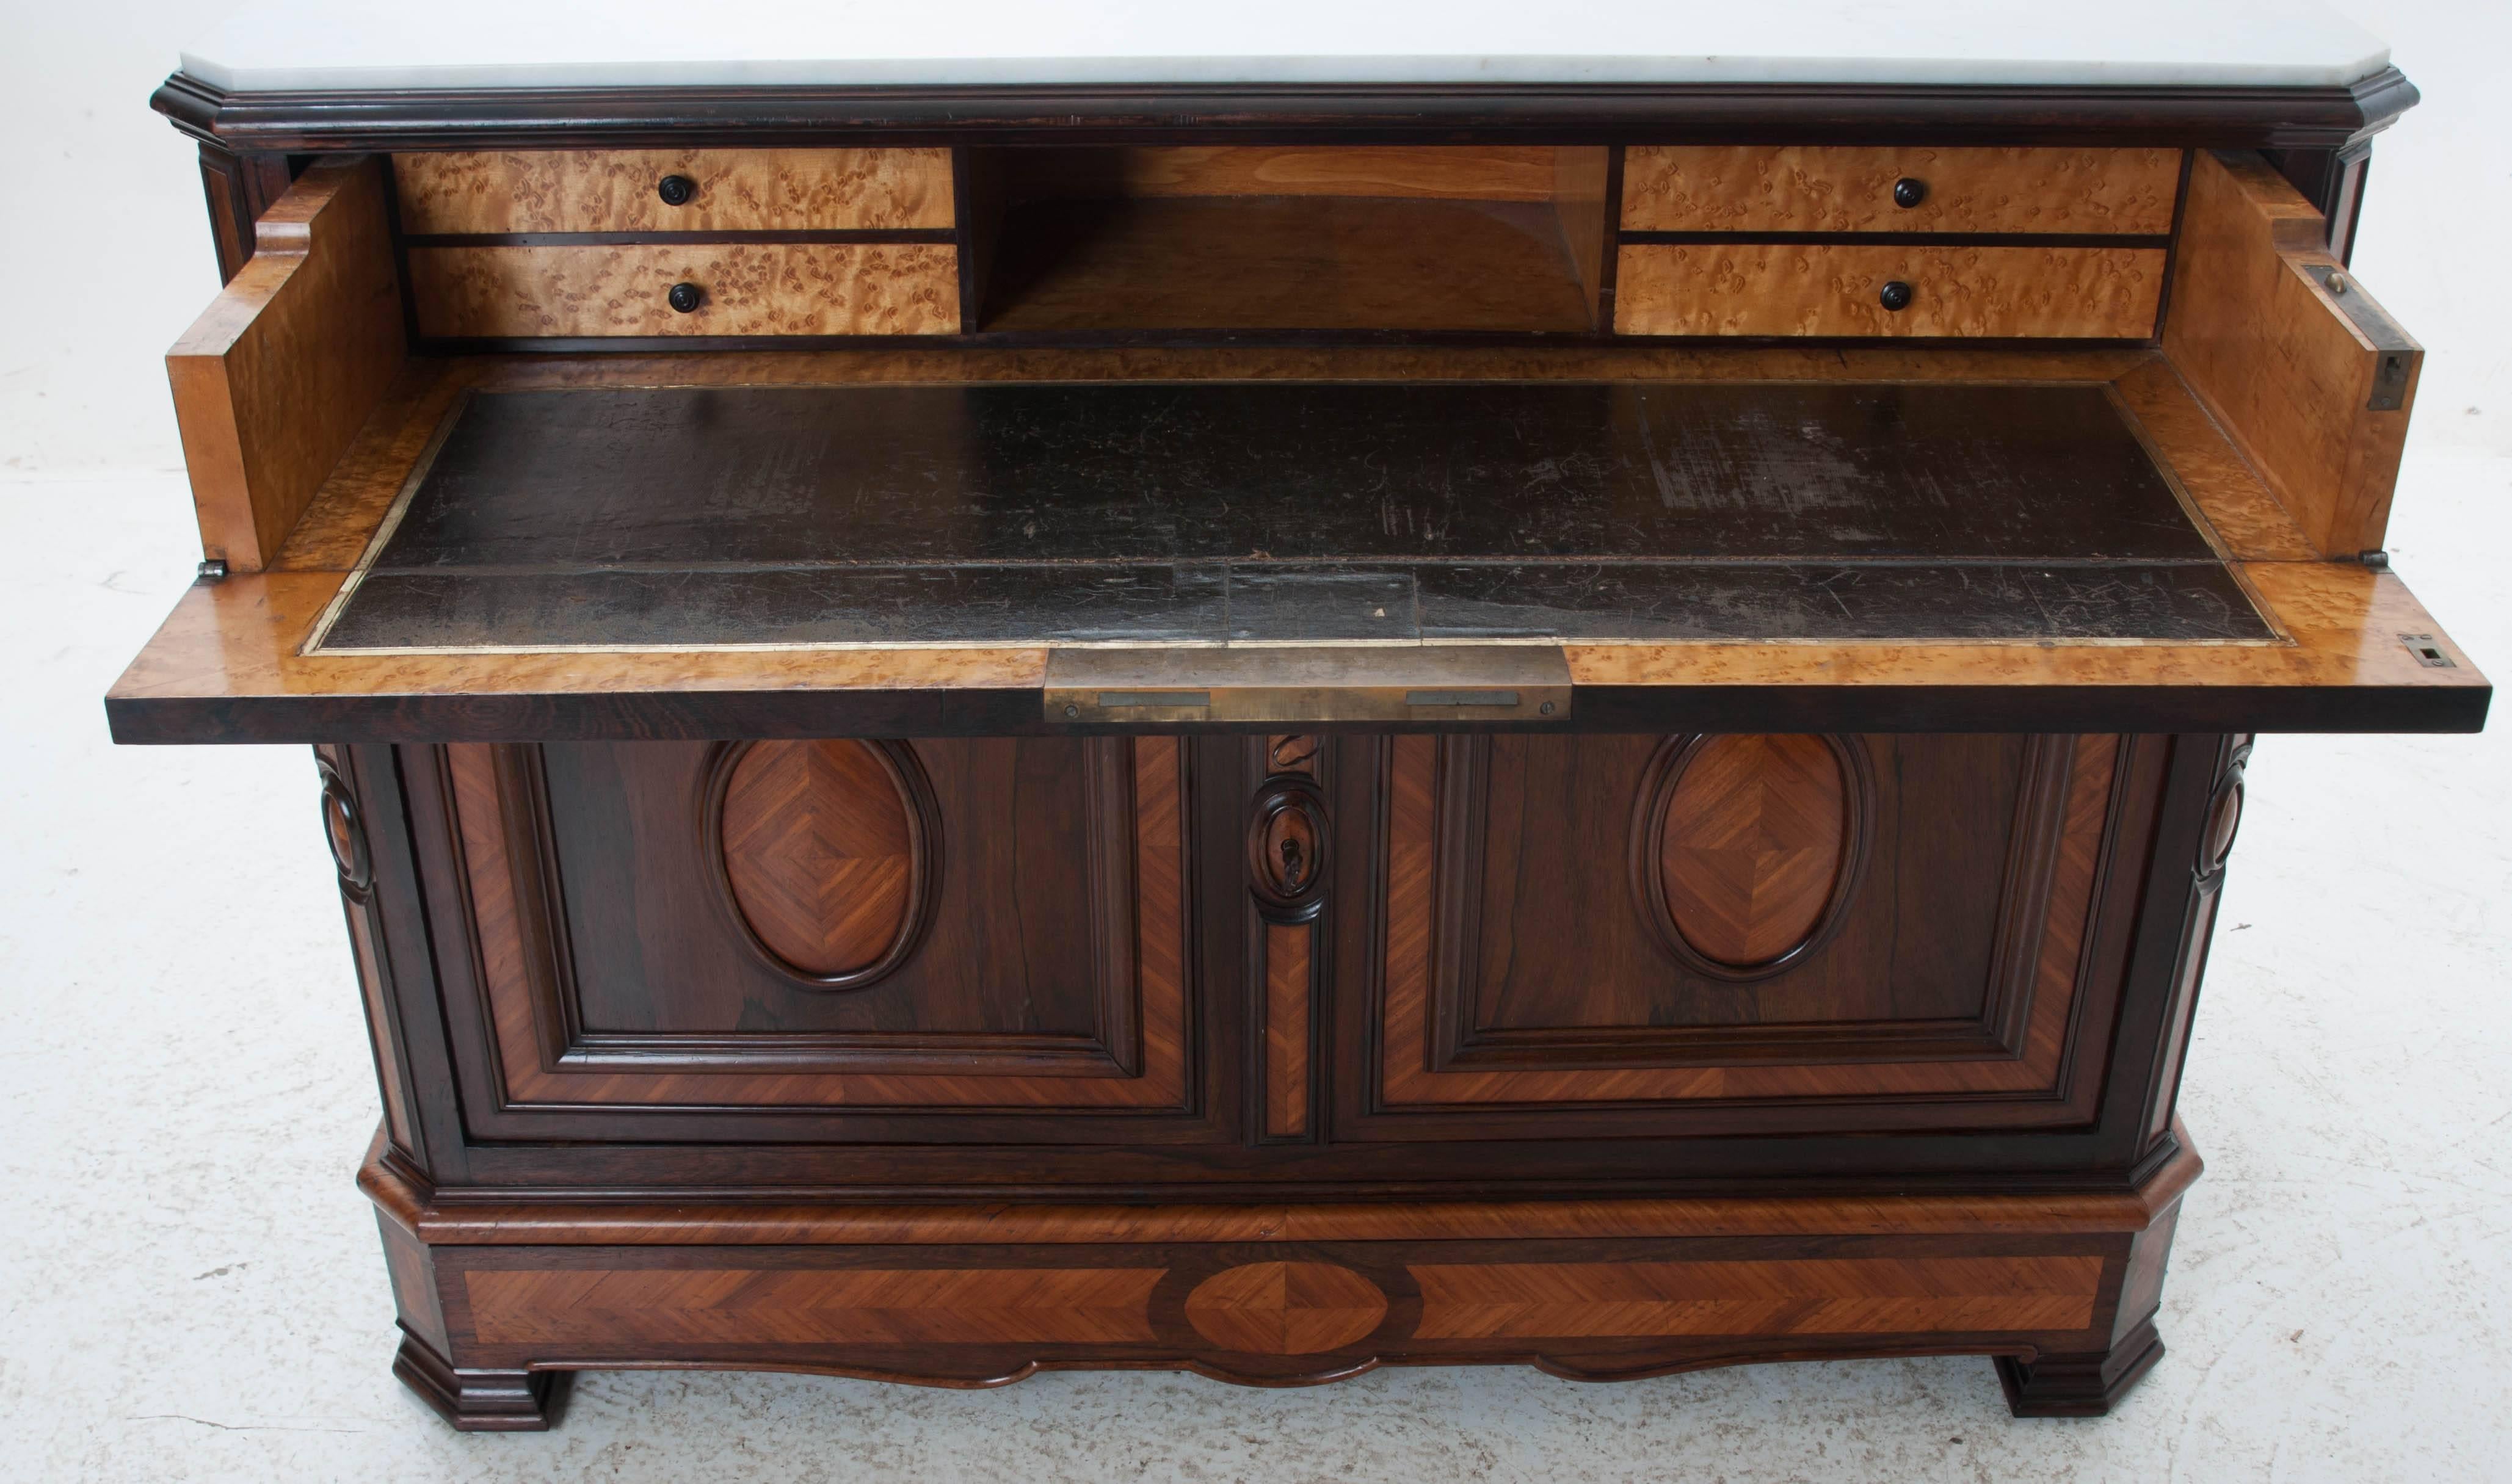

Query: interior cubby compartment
left=962, top=146, right=1613, bottom=334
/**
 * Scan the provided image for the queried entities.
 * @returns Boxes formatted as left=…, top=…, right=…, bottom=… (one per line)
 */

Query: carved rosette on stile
left=699, top=739, right=942, bottom=991
left=1250, top=736, right=1329, bottom=1142
left=1629, top=733, right=1876, bottom=982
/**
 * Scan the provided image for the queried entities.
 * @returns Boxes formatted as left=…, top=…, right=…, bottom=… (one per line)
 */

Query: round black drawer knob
left=667, top=281, right=703, bottom=314
left=1892, top=176, right=1928, bottom=209
left=657, top=173, right=697, bottom=206
left=1879, top=280, right=1915, bottom=312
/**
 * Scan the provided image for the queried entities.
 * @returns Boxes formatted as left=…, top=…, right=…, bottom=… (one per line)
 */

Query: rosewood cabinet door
left=1339, top=733, right=2157, bottom=1140
left=424, top=735, right=1211, bottom=1143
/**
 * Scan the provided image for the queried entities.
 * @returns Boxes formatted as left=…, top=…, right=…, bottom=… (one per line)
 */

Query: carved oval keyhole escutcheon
left=702, top=739, right=939, bottom=990
left=1632, top=734, right=1873, bottom=982
left=1248, top=779, right=1330, bottom=919
left=2198, top=738, right=2252, bottom=885
left=316, top=755, right=372, bottom=900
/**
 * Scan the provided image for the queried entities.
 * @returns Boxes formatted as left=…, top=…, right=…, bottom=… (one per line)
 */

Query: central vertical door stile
left=1247, top=735, right=1329, bottom=1143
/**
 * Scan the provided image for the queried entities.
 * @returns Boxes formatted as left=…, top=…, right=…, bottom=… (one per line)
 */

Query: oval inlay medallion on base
left=703, top=739, right=938, bottom=990
left=1633, top=734, right=1873, bottom=982
left=1183, top=1262, right=1387, bottom=1355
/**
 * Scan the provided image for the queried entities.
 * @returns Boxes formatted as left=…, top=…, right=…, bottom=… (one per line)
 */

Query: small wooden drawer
left=393, top=148, right=956, bottom=234
left=1613, top=243, right=2166, bottom=338
left=1621, top=147, right=2182, bottom=235
left=407, top=243, right=962, bottom=338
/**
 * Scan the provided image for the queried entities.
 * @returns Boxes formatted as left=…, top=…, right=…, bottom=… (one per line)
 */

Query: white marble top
left=178, top=0, right=2393, bottom=93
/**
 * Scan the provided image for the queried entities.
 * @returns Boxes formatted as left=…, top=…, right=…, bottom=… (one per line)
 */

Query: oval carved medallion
left=1633, top=734, right=1872, bottom=981
left=1183, top=1261, right=1387, bottom=1355
left=704, top=739, right=938, bottom=990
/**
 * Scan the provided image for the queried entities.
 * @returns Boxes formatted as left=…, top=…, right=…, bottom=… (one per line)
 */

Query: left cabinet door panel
left=418, top=735, right=1214, bottom=1143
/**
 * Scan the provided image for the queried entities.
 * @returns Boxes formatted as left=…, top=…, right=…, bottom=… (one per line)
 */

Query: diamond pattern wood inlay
left=1183, top=1261, right=1388, bottom=1355
left=1658, top=734, right=1853, bottom=969
left=719, top=739, right=919, bottom=978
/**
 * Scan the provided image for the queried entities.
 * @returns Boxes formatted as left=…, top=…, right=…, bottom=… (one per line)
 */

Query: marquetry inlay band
left=466, top=1267, right=1163, bottom=1347
left=1410, top=1255, right=2102, bottom=1339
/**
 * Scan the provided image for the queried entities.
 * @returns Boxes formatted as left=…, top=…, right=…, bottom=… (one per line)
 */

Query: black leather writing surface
left=316, top=382, right=2268, bottom=651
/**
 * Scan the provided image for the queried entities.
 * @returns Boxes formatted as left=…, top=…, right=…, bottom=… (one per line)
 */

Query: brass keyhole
left=1279, top=836, right=1306, bottom=892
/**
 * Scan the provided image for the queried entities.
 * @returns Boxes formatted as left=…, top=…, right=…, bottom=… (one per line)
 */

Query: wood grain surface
left=2163, top=150, right=2420, bottom=556
left=443, top=736, right=1193, bottom=1110
left=979, top=197, right=1593, bottom=332
left=166, top=156, right=405, bottom=571
left=106, top=564, right=2485, bottom=745
left=466, top=1265, right=1162, bottom=1347
left=408, top=243, right=960, bottom=337
left=1621, top=147, right=2182, bottom=234
left=1004, top=145, right=1567, bottom=202
left=1410, top=1255, right=2103, bottom=1339
left=394, top=148, right=955, bottom=233
left=1613, top=243, right=2165, bottom=337
left=106, top=346, right=2486, bottom=741
left=1263, top=923, right=1313, bottom=1139
left=1374, top=732, right=2116, bottom=1111
left=1182, top=1262, right=1388, bottom=1353
left=1655, top=734, right=1852, bottom=970
left=2108, top=357, right=2324, bottom=563
left=362, top=1126, right=2202, bottom=1246
left=717, top=739, right=918, bottom=977
left=1554, top=146, right=1613, bottom=322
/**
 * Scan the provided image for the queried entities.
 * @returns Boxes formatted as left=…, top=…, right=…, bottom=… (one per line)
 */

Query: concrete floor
left=5, top=3, right=2511, bottom=1480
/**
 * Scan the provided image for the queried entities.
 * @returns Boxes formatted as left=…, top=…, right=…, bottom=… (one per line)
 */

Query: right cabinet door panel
left=1340, top=732, right=2161, bottom=1140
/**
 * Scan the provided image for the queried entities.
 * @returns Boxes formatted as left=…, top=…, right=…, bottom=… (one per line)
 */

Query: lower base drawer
left=371, top=1132, right=2196, bottom=1428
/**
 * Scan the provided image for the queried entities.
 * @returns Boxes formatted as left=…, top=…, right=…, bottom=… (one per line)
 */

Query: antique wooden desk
left=115, top=1, right=2488, bottom=1430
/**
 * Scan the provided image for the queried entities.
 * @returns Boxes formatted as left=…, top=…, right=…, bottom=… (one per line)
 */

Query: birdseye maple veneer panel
left=1613, top=245, right=2167, bottom=338
left=406, top=244, right=961, bottom=338
left=1621, top=147, right=2184, bottom=234
left=393, top=148, right=957, bottom=234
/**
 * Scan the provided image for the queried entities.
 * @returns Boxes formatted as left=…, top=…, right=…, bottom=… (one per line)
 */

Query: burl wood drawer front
left=393, top=148, right=956, bottom=234
left=1612, top=244, right=2165, bottom=337
left=1347, top=733, right=2146, bottom=1140
left=435, top=737, right=1197, bottom=1134
left=1619, top=147, right=2182, bottom=235
left=407, top=243, right=961, bottom=337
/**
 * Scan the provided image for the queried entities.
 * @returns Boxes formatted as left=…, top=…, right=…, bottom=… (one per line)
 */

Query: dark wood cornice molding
left=151, top=67, right=2420, bottom=153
